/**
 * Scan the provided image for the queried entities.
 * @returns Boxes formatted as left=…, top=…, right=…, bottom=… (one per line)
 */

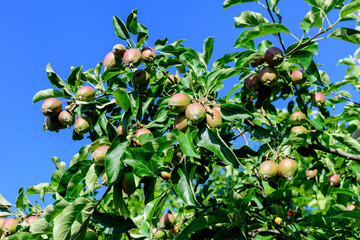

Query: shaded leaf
left=172, top=164, right=198, bottom=206
left=113, top=16, right=130, bottom=40
left=223, top=0, right=258, bottom=10
left=126, top=9, right=138, bottom=35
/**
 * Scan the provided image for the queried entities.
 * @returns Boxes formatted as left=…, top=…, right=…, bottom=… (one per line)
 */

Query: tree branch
left=71, top=186, right=112, bottom=240
left=265, top=0, right=286, bottom=54
left=310, top=144, right=360, bottom=162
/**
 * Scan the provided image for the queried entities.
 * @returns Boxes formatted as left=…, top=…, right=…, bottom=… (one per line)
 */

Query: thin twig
left=0, top=202, right=17, bottom=214
left=265, top=0, right=286, bottom=54
left=71, top=186, right=112, bottom=240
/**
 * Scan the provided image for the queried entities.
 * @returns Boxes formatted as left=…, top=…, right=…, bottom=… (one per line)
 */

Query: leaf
left=309, top=114, right=325, bottom=130
left=92, top=210, right=137, bottom=234
left=179, top=210, right=230, bottom=239
left=328, top=27, right=360, bottom=45
left=66, top=66, right=83, bottom=91
left=205, top=67, right=242, bottom=90
left=53, top=197, right=95, bottom=240
left=124, top=148, right=158, bottom=178
left=5, top=232, right=36, bottom=240
left=197, top=127, right=240, bottom=166
left=113, top=183, right=130, bottom=219
left=234, top=10, right=268, bottom=28
left=331, top=210, right=360, bottom=220
left=171, top=164, right=198, bottom=206
left=85, top=164, right=102, bottom=192
left=340, top=0, right=360, bottom=18
left=202, top=36, right=214, bottom=66
left=0, top=193, right=12, bottom=206
left=331, top=188, right=358, bottom=197
left=30, top=219, right=53, bottom=235
left=32, top=89, right=67, bottom=104
left=300, top=7, right=324, bottom=32
left=126, top=9, right=138, bottom=35
left=112, top=88, right=130, bottom=111
left=46, top=63, right=65, bottom=89
left=332, top=133, right=360, bottom=155
left=223, top=0, right=258, bottom=10
left=155, top=37, right=168, bottom=50
left=172, top=127, right=200, bottom=158
left=105, top=136, right=129, bottom=184
left=265, top=189, right=300, bottom=205
left=234, top=23, right=290, bottom=47
left=113, top=16, right=130, bottom=40
left=220, top=103, right=251, bottom=121
left=143, top=191, right=169, bottom=221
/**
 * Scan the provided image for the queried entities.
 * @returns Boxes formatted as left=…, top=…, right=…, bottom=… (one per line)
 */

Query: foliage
left=2, top=1, right=360, bottom=239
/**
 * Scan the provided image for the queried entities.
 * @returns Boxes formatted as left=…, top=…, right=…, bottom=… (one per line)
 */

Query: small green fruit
left=74, top=117, right=92, bottom=135
left=113, top=44, right=126, bottom=58
left=291, top=70, right=307, bottom=85
left=132, top=70, right=150, bottom=91
left=45, top=116, right=64, bottom=132
left=305, top=169, right=318, bottom=179
left=91, top=146, right=110, bottom=166
left=154, top=228, right=166, bottom=239
left=206, top=106, right=222, bottom=128
left=259, top=161, right=278, bottom=181
left=174, top=115, right=188, bottom=132
left=291, top=126, right=307, bottom=134
left=141, top=46, right=156, bottom=62
left=58, top=110, right=75, bottom=127
left=123, top=48, right=142, bottom=68
left=121, top=172, right=136, bottom=196
left=328, top=174, right=340, bottom=186
left=103, top=52, right=117, bottom=70
left=168, top=93, right=190, bottom=113
left=259, top=66, right=279, bottom=87
left=264, top=47, right=284, bottom=66
left=77, top=86, right=95, bottom=102
left=185, top=103, right=206, bottom=124
left=84, top=229, right=98, bottom=240
left=2, top=218, right=18, bottom=236
left=290, top=112, right=306, bottom=125
left=160, top=171, right=171, bottom=181
left=159, top=213, right=176, bottom=229
left=278, top=158, right=298, bottom=181
left=311, top=92, right=326, bottom=107
left=41, top=98, right=62, bottom=117
left=245, top=74, right=260, bottom=91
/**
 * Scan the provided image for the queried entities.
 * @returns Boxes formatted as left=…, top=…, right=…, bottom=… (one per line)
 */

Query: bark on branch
left=310, top=144, right=360, bottom=162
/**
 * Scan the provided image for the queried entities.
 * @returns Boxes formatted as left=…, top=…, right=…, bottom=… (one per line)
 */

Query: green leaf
left=171, top=164, right=198, bottom=206
left=105, top=136, right=128, bottom=184
left=155, top=37, right=168, bottom=50
left=197, top=127, right=240, bottom=166
left=173, top=127, right=200, bottom=159
left=340, top=0, right=360, bottom=18
left=234, top=10, right=268, bottom=28
left=53, top=197, right=95, bottom=240
left=332, top=133, right=360, bottom=155
left=205, top=67, right=242, bottom=90
left=32, top=89, right=67, bottom=104
left=331, top=188, right=358, bottom=197
left=179, top=210, right=230, bottom=238
left=124, top=148, right=158, bottom=178
left=202, top=36, right=214, bottom=66
left=85, top=164, right=102, bottom=192
left=0, top=193, right=12, bottom=206
left=234, top=23, right=290, bottom=47
left=66, top=66, right=82, bottom=91
left=223, top=0, right=258, bottom=10
left=328, top=27, right=360, bottom=45
left=126, top=9, right=138, bottom=35
left=5, top=232, right=36, bottom=240
left=16, top=187, right=30, bottom=210
left=30, top=219, right=53, bottom=235
left=46, top=63, right=65, bottom=89
left=92, top=210, right=137, bottom=234
left=331, top=210, right=360, bottom=220
left=310, top=114, right=325, bottom=130
left=300, top=7, right=324, bottom=32
left=112, top=88, right=130, bottom=111
left=220, top=103, right=251, bottom=121
left=113, top=16, right=130, bottom=40
left=144, top=191, right=169, bottom=221
left=113, top=183, right=130, bottom=219
left=265, top=189, right=300, bottom=205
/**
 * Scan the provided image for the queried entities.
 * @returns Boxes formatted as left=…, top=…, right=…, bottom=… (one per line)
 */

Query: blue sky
left=0, top=0, right=358, bottom=206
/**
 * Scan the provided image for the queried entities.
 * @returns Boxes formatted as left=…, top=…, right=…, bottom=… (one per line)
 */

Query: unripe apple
left=58, top=110, right=75, bottom=127
left=347, top=203, right=356, bottom=211
left=45, top=116, right=65, bottom=132
left=174, top=115, right=188, bottom=132
left=113, top=44, right=126, bottom=58
left=290, top=111, right=306, bottom=125
left=141, top=46, right=156, bottom=62
left=168, top=93, right=190, bottom=113
left=123, top=48, right=142, bottom=68
left=121, top=172, right=136, bottom=196
left=259, top=66, right=279, bottom=87
left=291, top=126, right=307, bottom=135
left=103, top=52, right=117, bottom=70
left=259, top=161, right=278, bottom=181
left=41, top=98, right=62, bottom=117
left=250, top=56, right=265, bottom=67
left=185, top=103, right=206, bottom=124
left=328, top=174, right=340, bottom=186
left=2, top=218, right=18, bottom=236
left=26, top=216, right=39, bottom=225
left=264, top=47, right=284, bottom=66
left=116, top=125, right=127, bottom=136
left=305, top=169, right=318, bottom=179
left=291, top=70, right=307, bottom=85
left=165, top=74, right=179, bottom=85
left=287, top=210, right=296, bottom=217
left=206, top=106, right=222, bottom=128
left=134, top=128, right=151, bottom=147
left=74, top=117, right=92, bottom=135
left=278, top=158, right=298, bottom=181
left=132, top=69, right=150, bottom=91
left=160, top=171, right=171, bottom=181
left=91, top=146, right=110, bottom=166
left=311, top=92, right=326, bottom=107
left=84, top=229, right=98, bottom=240
left=245, top=74, right=260, bottom=91
left=154, top=228, right=166, bottom=239
left=77, top=86, right=95, bottom=102
left=159, top=213, right=176, bottom=229
left=274, top=217, right=283, bottom=225
left=0, top=218, right=5, bottom=236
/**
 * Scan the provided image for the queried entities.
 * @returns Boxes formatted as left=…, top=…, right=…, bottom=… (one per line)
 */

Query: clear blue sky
left=0, top=0, right=358, bottom=206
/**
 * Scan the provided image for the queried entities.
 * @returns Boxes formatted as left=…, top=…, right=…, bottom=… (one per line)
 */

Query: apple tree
left=1, top=1, right=360, bottom=239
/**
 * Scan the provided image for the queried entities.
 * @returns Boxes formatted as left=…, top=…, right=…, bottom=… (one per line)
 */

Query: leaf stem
left=0, top=202, right=17, bottom=214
